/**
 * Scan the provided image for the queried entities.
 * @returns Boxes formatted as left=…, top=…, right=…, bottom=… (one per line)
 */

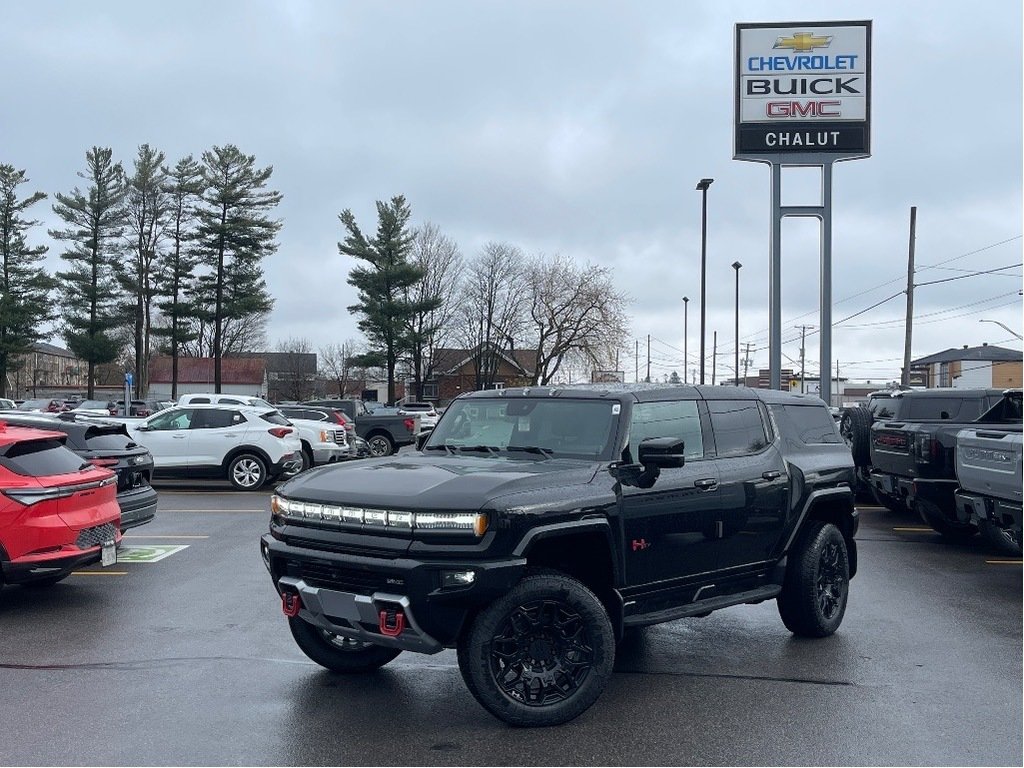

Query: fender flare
left=512, top=518, right=622, bottom=587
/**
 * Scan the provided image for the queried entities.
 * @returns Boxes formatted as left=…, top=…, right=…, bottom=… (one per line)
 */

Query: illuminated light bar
left=271, top=496, right=487, bottom=535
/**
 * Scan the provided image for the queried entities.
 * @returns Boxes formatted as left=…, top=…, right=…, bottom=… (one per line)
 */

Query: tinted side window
left=1, top=439, right=85, bottom=476
left=190, top=397, right=211, bottom=404
left=628, top=400, right=704, bottom=461
left=193, top=409, right=243, bottom=429
left=261, top=411, right=290, bottom=426
left=708, top=400, right=769, bottom=457
left=779, top=405, right=841, bottom=444
left=905, top=397, right=982, bottom=420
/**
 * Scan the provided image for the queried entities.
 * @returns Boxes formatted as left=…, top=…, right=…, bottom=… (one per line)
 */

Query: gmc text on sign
left=735, top=21, right=871, bottom=158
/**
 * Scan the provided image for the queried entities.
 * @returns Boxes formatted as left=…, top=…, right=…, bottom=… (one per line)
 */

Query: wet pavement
left=0, top=485, right=1020, bottom=766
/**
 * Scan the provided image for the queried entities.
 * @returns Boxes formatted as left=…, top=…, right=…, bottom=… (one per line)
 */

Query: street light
left=695, top=177, right=714, bottom=384
left=682, top=296, right=689, bottom=384
left=732, top=261, right=742, bottom=386
left=979, top=319, right=1023, bottom=340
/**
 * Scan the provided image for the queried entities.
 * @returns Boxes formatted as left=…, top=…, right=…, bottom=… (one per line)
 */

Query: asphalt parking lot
left=1, top=485, right=1020, bottom=766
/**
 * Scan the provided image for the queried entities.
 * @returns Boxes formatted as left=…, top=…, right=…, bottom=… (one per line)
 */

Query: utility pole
left=682, top=296, right=689, bottom=384
left=799, top=325, right=807, bottom=393
left=901, top=206, right=917, bottom=387
left=646, top=334, right=651, bottom=382
left=635, top=339, right=639, bottom=383
left=711, top=331, right=718, bottom=386
left=743, top=342, right=753, bottom=384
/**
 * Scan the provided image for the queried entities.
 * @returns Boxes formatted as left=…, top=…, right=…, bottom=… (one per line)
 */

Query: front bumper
left=1, top=539, right=119, bottom=585
left=261, top=533, right=526, bottom=650
left=117, top=485, right=159, bottom=531
left=311, top=444, right=349, bottom=465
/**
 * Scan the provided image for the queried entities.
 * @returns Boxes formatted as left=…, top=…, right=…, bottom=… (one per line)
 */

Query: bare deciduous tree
left=405, top=222, right=462, bottom=399
left=274, top=336, right=315, bottom=401
left=180, top=313, right=267, bottom=358
left=523, top=255, right=629, bottom=385
left=457, top=242, right=526, bottom=390
left=319, top=339, right=359, bottom=398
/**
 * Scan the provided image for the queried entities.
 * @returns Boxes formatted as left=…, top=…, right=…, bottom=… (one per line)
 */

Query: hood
left=276, top=453, right=601, bottom=510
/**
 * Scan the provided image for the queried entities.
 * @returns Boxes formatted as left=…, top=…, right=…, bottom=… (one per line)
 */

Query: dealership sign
left=735, top=21, right=871, bottom=157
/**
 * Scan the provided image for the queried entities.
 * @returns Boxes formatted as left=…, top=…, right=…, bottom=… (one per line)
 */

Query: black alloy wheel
left=366, top=434, right=394, bottom=457
left=778, top=520, right=850, bottom=638
left=457, top=573, right=614, bottom=727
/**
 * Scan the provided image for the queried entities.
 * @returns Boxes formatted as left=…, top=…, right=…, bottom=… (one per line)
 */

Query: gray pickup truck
left=306, top=399, right=418, bottom=457
left=869, top=389, right=1021, bottom=541
left=954, top=393, right=1023, bottom=554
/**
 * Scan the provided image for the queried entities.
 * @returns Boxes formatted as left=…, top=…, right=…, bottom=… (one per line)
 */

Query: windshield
left=426, top=398, right=619, bottom=460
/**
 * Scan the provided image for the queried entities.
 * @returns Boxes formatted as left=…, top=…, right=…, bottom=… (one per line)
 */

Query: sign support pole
left=769, top=157, right=837, bottom=405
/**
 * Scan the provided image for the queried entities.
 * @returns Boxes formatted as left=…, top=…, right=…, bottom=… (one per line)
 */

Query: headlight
left=271, top=495, right=487, bottom=536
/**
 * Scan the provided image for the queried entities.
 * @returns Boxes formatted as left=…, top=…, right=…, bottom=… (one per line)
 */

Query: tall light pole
left=696, top=177, right=713, bottom=385
left=979, top=319, right=1023, bottom=340
left=682, top=296, right=689, bottom=384
left=732, top=261, right=742, bottom=386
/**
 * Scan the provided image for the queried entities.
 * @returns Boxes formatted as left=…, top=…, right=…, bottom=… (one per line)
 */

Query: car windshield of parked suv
left=426, top=398, right=618, bottom=460
left=83, top=425, right=138, bottom=451
left=17, top=399, right=50, bottom=411
left=74, top=400, right=112, bottom=411
left=904, top=396, right=985, bottom=421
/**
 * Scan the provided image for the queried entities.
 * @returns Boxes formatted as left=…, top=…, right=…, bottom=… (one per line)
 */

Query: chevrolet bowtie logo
left=773, top=32, right=833, bottom=52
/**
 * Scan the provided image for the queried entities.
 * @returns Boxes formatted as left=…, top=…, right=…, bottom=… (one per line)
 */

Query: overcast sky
left=2, top=0, right=1021, bottom=386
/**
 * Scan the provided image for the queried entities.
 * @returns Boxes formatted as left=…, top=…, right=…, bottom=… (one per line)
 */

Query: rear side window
left=904, top=397, right=983, bottom=420
left=189, top=397, right=211, bottom=404
left=628, top=400, right=704, bottom=461
left=778, top=405, right=841, bottom=444
left=708, top=400, right=769, bottom=457
left=1, top=439, right=85, bottom=476
left=261, top=411, right=290, bottom=426
left=192, top=409, right=244, bottom=429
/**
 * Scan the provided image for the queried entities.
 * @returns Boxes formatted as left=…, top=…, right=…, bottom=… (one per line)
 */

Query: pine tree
left=0, top=165, right=57, bottom=398
left=119, top=144, right=168, bottom=397
left=195, top=145, right=280, bottom=392
left=339, top=195, right=428, bottom=404
left=153, top=155, right=203, bottom=400
left=50, top=147, right=127, bottom=399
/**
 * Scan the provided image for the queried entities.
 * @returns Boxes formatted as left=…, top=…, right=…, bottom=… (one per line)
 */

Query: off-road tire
left=457, top=573, right=615, bottom=727
left=778, top=520, right=850, bottom=638
left=227, top=453, right=268, bottom=491
left=289, top=617, right=401, bottom=672
left=840, top=406, right=872, bottom=467
left=977, top=519, right=1021, bottom=555
left=917, top=499, right=977, bottom=542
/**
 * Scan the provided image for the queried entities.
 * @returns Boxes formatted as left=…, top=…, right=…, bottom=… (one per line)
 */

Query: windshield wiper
left=423, top=444, right=456, bottom=455
left=454, top=444, right=500, bottom=455
left=505, top=446, right=554, bottom=458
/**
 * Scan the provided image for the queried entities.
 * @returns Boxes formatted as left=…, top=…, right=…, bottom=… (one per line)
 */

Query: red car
left=0, top=424, right=121, bottom=590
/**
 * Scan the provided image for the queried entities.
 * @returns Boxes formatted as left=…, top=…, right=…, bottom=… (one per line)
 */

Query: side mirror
left=136, top=424, right=152, bottom=432
left=415, top=427, right=434, bottom=451
left=638, top=437, right=686, bottom=468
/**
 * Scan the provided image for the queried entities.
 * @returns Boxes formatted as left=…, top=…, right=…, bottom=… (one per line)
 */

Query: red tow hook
left=281, top=591, right=302, bottom=618
left=379, top=608, right=405, bottom=637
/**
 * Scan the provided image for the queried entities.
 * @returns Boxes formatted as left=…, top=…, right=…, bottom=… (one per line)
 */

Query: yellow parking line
left=985, top=560, right=1023, bottom=565
left=71, top=571, right=128, bottom=576
left=123, top=535, right=209, bottom=539
left=892, top=527, right=934, bottom=532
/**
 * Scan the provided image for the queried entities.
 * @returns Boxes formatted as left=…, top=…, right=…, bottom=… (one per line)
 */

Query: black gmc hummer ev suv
left=261, top=385, right=857, bottom=726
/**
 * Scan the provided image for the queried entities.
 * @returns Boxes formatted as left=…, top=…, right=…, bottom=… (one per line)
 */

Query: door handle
left=172, top=434, right=187, bottom=439
left=762, top=470, right=782, bottom=480
left=694, top=478, right=718, bottom=491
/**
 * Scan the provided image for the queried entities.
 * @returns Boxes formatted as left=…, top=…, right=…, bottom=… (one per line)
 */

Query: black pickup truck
left=305, top=399, right=418, bottom=457
left=868, top=388, right=1017, bottom=539
left=262, top=385, right=857, bottom=726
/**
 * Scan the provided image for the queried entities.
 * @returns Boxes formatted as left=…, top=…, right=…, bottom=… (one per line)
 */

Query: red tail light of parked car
left=0, top=424, right=121, bottom=590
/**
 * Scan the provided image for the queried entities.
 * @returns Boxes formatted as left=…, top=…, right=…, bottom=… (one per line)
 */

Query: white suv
left=397, top=401, right=439, bottom=429
left=127, top=404, right=302, bottom=490
left=175, top=393, right=349, bottom=471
